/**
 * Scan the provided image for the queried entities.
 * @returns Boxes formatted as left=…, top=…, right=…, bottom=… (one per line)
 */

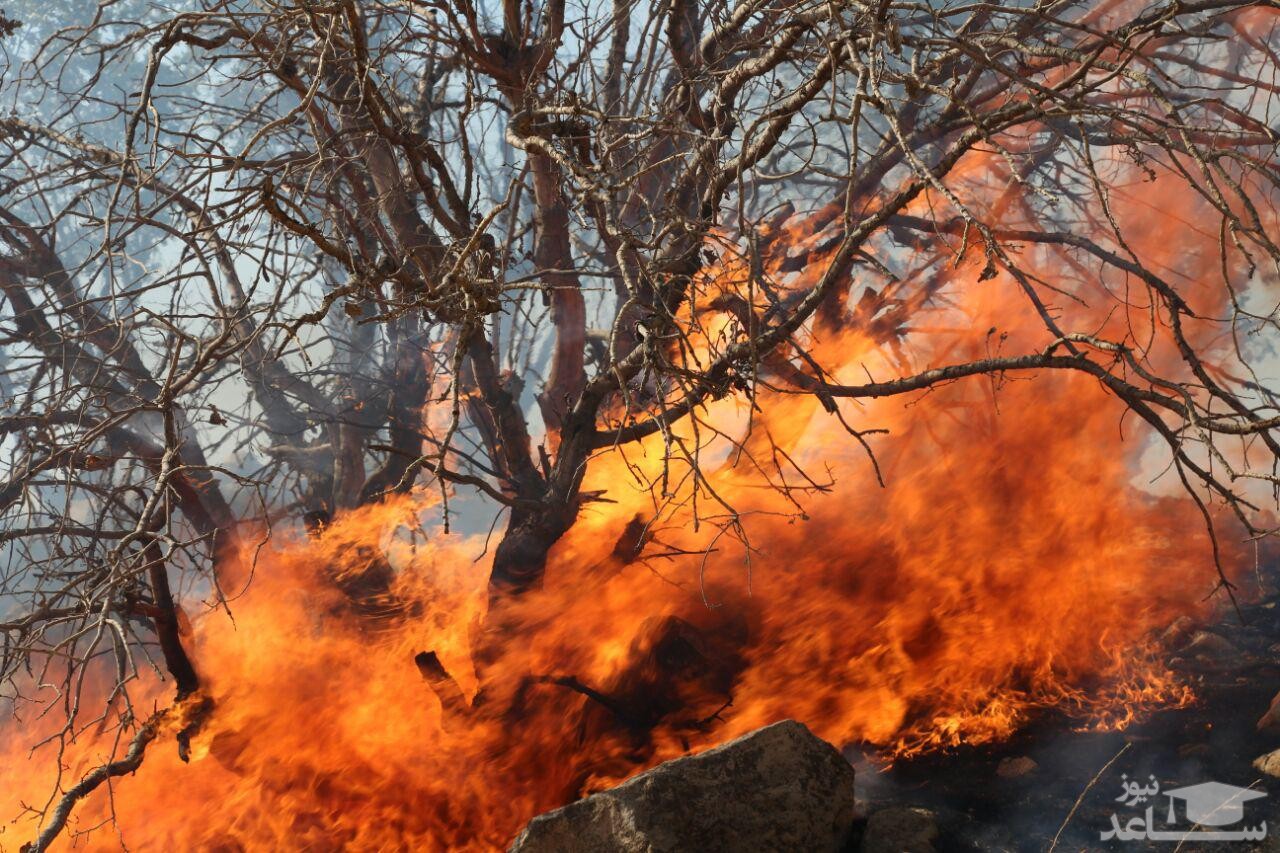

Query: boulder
left=509, top=720, right=856, bottom=852
left=860, top=806, right=939, bottom=853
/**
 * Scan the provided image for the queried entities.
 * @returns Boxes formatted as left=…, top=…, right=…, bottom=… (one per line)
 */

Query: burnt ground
left=847, top=587, right=1280, bottom=853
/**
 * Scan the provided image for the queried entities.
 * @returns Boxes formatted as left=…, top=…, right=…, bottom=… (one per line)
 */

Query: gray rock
left=508, top=720, right=856, bottom=853
left=860, top=807, right=939, bottom=853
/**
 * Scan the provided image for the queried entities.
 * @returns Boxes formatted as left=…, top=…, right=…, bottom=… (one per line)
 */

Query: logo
left=1102, top=775, right=1267, bottom=842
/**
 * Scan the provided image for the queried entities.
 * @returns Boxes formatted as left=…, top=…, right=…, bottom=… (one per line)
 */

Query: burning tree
left=3, top=0, right=1280, bottom=848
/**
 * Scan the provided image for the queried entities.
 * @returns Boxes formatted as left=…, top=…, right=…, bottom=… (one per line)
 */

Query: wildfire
left=0, top=155, right=1254, bottom=851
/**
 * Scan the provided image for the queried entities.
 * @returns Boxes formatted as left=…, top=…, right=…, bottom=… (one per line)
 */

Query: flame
left=0, top=153, right=1265, bottom=850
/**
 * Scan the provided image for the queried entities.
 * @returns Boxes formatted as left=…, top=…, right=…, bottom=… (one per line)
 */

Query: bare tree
left=3, top=0, right=1280, bottom=846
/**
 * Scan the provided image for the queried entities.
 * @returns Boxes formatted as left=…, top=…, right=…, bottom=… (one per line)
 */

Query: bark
left=360, top=326, right=433, bottom=503
left=488, top=502, right=579, bottom=599
left=529, top=155, right=587, bottom=435
left=143, top=539, right=200, bottom=699
left=26, top=717, right=160, bottom=853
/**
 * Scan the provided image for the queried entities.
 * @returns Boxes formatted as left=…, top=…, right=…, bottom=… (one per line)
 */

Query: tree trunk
left=488, top=503, right=578, bottom=602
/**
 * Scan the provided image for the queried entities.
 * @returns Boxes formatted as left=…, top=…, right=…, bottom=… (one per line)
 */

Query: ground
left=855, top=588, right=1280, bottom=852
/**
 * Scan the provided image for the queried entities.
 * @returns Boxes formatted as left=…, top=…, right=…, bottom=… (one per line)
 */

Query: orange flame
left=0, top=155, right=1260, bottom=851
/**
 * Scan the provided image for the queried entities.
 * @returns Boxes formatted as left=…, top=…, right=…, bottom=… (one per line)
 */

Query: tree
left=3, top=0, right=1280, bottom=847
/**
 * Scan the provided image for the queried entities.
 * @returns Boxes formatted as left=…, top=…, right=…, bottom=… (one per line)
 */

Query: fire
left=0, top=154, right=1259, bottom=850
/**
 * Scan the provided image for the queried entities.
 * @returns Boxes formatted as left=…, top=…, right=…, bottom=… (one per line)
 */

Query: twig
left=1048, top=741, right=1130, bottom=852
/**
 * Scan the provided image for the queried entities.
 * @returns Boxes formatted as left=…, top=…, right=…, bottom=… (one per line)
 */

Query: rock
left=1183, top=631, right=1239, bottom=661
left=860, top=807, right=939, bottom=853
left=509, top=720, right=856, bottom=853
left=995, top=756, right=1037, bottom=779
left=1254, top=748, right=1280, bottom=778
left=1161, top=616, right=1196, bottom=648
left=1258, top=690, right=1280, bottom=733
